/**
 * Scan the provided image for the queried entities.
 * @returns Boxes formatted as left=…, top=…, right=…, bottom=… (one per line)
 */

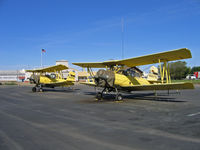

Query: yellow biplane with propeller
left=26, top=64, right=75, bottom=92
left=73, top=48, right=194, bottom=101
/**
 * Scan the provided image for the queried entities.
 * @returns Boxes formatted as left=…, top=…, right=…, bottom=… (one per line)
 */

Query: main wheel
left=32, top=87, right=37, bottom=92
left=116, top=94, right=123, bottom=101
left=96, top=92, right=102, bottom=100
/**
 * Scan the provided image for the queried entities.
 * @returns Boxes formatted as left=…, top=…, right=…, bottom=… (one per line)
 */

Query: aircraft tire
left=32, top=87, right=37, bottom=92
left=96, top=92, right=102, bottom=100
left=116, top=94, right=123, bottom=101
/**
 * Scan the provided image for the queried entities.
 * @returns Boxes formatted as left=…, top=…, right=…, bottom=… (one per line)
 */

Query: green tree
left=158, top=61, right=190, bottom=80
left=169, top=61, right=188, bottom=79
left=184, top=66, right=191, bottom=77
left=191, top=66, right=200, bottom=74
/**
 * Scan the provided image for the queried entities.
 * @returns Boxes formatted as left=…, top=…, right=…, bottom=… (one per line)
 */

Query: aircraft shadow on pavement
left=41, top=88, right=80, bottom=93
left=83, top=91, right=186, bottom=102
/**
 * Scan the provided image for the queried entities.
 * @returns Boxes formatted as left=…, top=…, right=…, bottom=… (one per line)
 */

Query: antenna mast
left=121, top=17, right=124, bottom=59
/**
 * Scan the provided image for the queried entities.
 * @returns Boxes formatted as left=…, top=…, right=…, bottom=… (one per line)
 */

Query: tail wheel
left=116, top=94, right=123, bottom=101
left=96, top=92, right=102, bottom=100
left=32, top=87, right=37, bottom=92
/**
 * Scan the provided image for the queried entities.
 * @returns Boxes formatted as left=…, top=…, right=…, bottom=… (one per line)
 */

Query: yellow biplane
left=73, top=48, right=194, bottom=101
left=26, top=64, right=75, bottom=92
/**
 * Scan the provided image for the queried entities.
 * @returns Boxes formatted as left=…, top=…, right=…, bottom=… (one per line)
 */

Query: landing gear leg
left=116, top=94, right=123, bottom=101
left=32, top=87, right=37, bottom=92
left=32, top=85, right=43, bottom=92
left=39, top=84, right=43, bottom=92
left=96, top=87, right=106, bottom=101
left=115, top=88, right=123, bottom=101
left=39, top=88, right=43, bottom=92
left=96, top=92, right=102, bottom=101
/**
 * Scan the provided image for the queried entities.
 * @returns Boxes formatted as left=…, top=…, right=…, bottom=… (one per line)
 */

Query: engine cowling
left=95, top=69, right=115, bottom=87
left=29, top=74, right=40, bottom=84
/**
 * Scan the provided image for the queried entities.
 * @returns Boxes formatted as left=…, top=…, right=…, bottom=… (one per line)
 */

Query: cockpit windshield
left=45, top=73, right=56, bottom=79
left=118, top=68, right=141, bottom=77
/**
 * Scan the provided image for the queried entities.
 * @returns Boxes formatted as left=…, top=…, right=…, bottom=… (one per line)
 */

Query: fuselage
left=30, top=71, right=75, bottom=87
left=114, top=73, right=150, bottom=87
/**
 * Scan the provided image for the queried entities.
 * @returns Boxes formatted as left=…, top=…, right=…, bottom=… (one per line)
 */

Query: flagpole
left=41, top=49, right=42, bottom=67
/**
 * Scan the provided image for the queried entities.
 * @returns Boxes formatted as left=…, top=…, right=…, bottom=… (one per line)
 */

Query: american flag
left=42, top=49, right=46, bottom=53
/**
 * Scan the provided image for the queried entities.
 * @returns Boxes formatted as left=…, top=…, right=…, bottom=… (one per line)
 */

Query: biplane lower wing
left=123, top=82, right=194, bottom=91
left=42, top=81, right=74, bottom=87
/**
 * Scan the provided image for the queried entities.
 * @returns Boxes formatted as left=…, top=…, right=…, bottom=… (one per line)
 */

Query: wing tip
left=180, top=48, right=192, bottom=59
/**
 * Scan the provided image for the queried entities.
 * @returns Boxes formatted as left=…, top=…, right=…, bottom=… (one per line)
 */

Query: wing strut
left=87, top=67, right=95, bottom=77
left=159, top=59, right=171, bottom=84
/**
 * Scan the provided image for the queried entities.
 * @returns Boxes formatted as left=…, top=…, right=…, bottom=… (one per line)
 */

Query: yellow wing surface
left=45, top=81, right=74, bottom=86
left=79, top=81, right=194, bottom=91
left=123, top=82, right=194, bottom=91
left=73, top=48, right=192, bottom=68
left=26, top=64, right=68, bottom=73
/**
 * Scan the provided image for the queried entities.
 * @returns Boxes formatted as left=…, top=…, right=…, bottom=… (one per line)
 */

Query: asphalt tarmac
left=0, top=84, right=200, bottom=150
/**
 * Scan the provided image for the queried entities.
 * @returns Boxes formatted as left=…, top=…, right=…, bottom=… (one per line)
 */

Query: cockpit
left=117, top=67, right=143, bottom=77
left=45, top=73, right=56, bottom=79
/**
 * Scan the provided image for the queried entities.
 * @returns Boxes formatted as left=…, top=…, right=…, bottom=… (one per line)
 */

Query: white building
left=0, top=60, right=78, bottom=82
left=0, top=70, right=25, bottom=82
left=56, top=60, right=69, bottom=67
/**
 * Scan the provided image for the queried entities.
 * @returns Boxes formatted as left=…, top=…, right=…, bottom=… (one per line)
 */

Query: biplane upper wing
left=26, top=64, right=68, bottom=73
left=72, top=62, right=106, bottom=68
left=117, top=48, right=191, bottom=67
left=73, top=48, right=192, bottom=68
left=123, top=82, right=194, bottom=91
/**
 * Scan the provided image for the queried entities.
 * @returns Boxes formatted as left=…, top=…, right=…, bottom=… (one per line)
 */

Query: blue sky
left=0, top=0, right=200, bottom=70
